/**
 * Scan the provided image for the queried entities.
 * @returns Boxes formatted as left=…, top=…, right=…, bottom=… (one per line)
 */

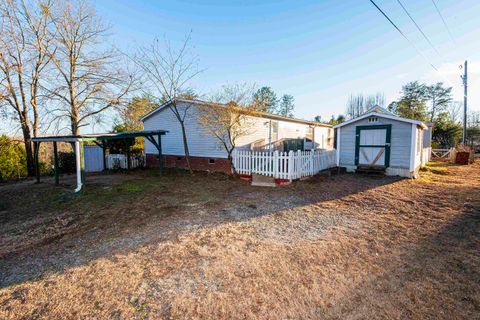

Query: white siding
left=143, top=102, right=228, bottom=158
left=338, top=116, right=413, bottom=169
left=235, top=115, right=270, bottom=149
left=143, top=102, right=333, bottom=158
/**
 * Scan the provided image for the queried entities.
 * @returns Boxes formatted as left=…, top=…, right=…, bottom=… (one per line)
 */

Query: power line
left=368, top=0, right=456, bottom=87
left=395, top=0, right=441, bottom=57
left=431, top=0, right=457, bottom=44
left=369, top=0, right=437, bottom=71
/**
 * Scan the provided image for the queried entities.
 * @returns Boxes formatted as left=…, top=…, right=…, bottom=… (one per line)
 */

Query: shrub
left=0, top=135, right=27, bottom=181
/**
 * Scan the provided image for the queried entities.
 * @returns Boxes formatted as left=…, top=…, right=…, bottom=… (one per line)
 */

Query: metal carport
left=31, top=130, right=168, bottom=193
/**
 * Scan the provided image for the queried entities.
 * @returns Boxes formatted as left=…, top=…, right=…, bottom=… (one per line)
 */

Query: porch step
left=251, top=173, right=277, bottom=187
left=356, top=166, right=386, bottom=176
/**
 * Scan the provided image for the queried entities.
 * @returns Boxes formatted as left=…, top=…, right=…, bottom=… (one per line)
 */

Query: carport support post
left=157, top=134, right=163, bottom=174
left=53, top=141, right=59, bottom=185
left=101, top=140, right=107, bottom=171
left=126, top=140, right=131, bottom=171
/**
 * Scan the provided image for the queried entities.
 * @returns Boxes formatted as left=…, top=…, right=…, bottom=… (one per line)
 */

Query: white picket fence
left=106, top=154, right=145, bottom=170
left=232, top=149, right=337, bottom=180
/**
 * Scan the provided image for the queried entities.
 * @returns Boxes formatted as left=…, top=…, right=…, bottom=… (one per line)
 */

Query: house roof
left=333, top=109, right=428, bottom=130
left=141, top=98, right=332, bottom=128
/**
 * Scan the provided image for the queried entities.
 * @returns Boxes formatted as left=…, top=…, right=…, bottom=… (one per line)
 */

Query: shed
left=333, top=107, right=430, bottom=178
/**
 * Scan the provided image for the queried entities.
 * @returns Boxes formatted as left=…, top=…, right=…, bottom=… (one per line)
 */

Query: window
left=271, top=121, right=279, bottom=141
left=208, top=159, right=216, bottom=164
left=176, top=156, right=182, bottom=161
left=306, top=126, right=314, bottom=141
left=368, top=117, right=378, bottom=123
left=272, top=121, right=278, bottom=134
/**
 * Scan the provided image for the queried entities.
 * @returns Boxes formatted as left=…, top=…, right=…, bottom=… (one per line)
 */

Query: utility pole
left=461, top=60, right=468, bottom=144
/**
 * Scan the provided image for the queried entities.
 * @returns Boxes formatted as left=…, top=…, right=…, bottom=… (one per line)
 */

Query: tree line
left=0, top=0, right=298, bottom=178
left=317, top=82, right=480, bottom=148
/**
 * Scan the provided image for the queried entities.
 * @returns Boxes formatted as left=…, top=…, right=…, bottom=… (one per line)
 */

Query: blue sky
left=91, top=0, right=480, bottom=125
left=3, top=0, right=479, bottom=135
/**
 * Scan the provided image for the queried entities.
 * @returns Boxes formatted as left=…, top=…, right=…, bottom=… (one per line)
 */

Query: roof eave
left=333, top=112, right=427, bottom=129
left=141, top=98, right=332, bottom=128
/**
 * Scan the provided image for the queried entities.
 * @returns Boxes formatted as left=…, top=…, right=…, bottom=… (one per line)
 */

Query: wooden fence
left=431, top=148, right=454, bottom=160
left=232, top=149, right=337, bottom=180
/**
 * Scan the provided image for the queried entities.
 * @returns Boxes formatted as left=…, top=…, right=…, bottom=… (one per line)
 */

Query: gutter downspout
left=268, top=120, right=272, bottom=153
left=74, top=139, right=83, bottom=193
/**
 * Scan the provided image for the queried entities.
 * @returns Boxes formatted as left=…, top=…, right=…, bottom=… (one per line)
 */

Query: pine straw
left=0, top=163, right=479, bottom=319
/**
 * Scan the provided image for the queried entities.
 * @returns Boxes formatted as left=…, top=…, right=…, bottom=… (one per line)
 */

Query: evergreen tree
left=252, top=87, right=278, bottom=113
left=278, top=94, right=294, bottom=117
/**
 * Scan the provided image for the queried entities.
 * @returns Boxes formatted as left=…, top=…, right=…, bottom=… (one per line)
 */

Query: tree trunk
left=227, top=151, right=238, bottom=177
left=22, top=127, right=35, bottom=177
left=179, top=121, right=193, bottom=174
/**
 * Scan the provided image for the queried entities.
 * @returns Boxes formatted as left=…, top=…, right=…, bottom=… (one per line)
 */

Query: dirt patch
left=0, top=163, right=479, bottom=319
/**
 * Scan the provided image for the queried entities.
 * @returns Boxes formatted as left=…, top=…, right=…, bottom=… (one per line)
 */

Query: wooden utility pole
left=461, top=60, right=468, bottom=144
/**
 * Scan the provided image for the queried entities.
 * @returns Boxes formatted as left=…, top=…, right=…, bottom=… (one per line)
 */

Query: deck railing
left=232, top=149, right=337, bottom=180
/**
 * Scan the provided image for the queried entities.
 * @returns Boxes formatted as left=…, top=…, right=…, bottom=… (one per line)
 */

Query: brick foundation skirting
left=146, top=154, right=232, bottom=174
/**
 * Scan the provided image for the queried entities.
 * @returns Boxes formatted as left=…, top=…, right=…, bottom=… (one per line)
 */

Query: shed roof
left=141, top=98, right=332, bottom=128
left=333, top=111, right=427, bottom=129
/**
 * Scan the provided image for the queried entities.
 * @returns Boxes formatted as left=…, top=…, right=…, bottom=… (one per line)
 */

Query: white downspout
left=268, top=120, right=272, bottom=153
left=74, top=139, right=83, bottom=193
left=336, top=127, right=341, bottom=166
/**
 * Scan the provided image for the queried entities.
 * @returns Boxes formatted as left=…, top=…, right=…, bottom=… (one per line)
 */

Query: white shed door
left=358, top=129, right=387, bottom=167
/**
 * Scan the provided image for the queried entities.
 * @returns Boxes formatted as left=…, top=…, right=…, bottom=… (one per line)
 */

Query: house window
left=177, top=156, right=182, bottom=161
left=306, top=126, right=314, bottom=141
left=271, top=121, right=279, bottom=141
left=208, top=159, right=216, bottom=164
left=368, top=117, right=378, bottom=123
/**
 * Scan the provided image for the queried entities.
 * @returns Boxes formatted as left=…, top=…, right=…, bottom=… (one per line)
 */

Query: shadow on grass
left=322, top=183, right=480, bottom=319
left=0, top=166, right=444, bottom=289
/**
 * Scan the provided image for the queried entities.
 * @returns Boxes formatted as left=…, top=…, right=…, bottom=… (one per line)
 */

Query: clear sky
left=90, top=0, right=480, bottom=125
left=2, top=0, right=480, bottom=135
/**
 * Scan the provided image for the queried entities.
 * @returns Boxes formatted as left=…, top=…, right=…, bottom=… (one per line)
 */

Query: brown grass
left=0, top=162, right=479, bottom=319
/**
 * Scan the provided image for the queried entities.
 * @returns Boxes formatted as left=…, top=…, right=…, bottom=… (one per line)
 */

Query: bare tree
left=134, top=34, right=201, bottom=173
left=447, top=101, right=462, bottom=123
left=346, top=92, right=385, bottom=119
left=0, top=0, right=53, bottom=176
left=426, top=82, right=452, bottom=122
left=46, top=0, right=137, bottom=135
left=198, top=83, right=256, bottom=175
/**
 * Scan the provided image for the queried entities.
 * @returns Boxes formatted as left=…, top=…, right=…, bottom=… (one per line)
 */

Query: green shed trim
left=354, top=124, right=392, bottom=167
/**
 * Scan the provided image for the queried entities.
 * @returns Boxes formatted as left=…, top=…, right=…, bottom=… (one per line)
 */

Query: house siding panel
left=143, top=102, right=228, bottom=158
left=144, top=102, right=333, bottom=159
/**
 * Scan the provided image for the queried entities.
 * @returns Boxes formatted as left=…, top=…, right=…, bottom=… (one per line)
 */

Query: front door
left=355, top=125, right=391, bottom=168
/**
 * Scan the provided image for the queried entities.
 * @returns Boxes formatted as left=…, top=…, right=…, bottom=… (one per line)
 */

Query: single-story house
left=334, top=106, right=432, bottom=178
left=141, top=99, right=334, bottom=173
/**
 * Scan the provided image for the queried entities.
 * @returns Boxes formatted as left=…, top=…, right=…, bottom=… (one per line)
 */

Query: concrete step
left=251, top=173, right=277, bottom=187
left=356, top=166, right=386, bottom=176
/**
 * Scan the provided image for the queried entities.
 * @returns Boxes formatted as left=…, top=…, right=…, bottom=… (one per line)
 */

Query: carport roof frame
left=31, top=129, right=168, bottom=194
left=31, top=130, right=168, bottom=142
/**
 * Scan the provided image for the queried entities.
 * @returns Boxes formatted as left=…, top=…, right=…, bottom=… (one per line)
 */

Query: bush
left=58, top=152, right=76, bottom=174
left=0, top=135, right=27, bottom=181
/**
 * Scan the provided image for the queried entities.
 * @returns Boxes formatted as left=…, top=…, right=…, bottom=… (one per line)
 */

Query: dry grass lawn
left=0, top=162, right=479, bottom=319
